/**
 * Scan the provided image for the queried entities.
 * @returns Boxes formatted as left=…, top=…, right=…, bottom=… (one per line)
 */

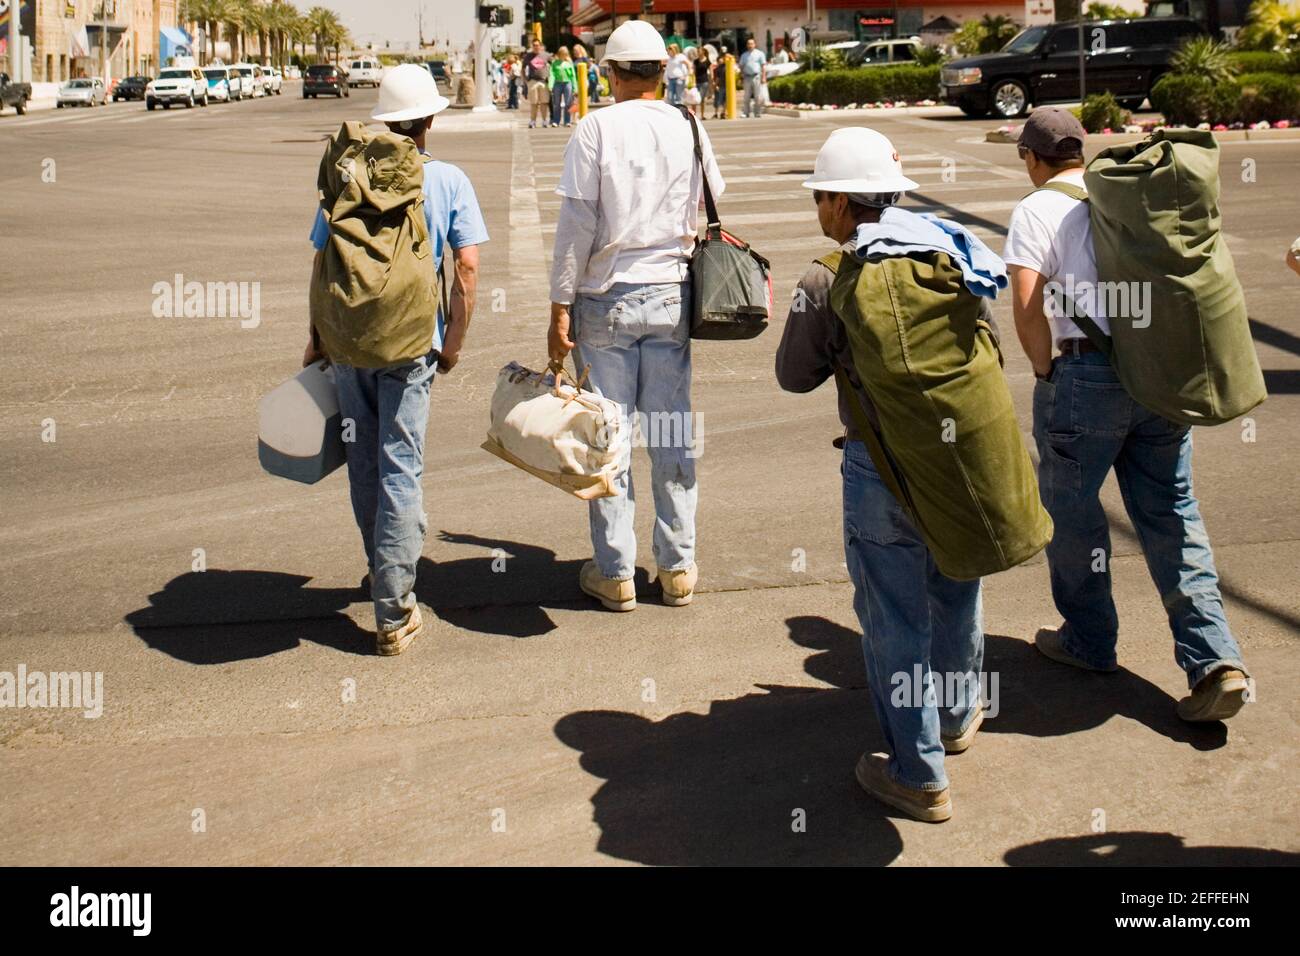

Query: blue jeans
left=842, top=440, right=984, bottom=790
left=551, top=81, right=572, bottom=125
left=333, top=351, right=435, bottom=631
left=1032, top=352, right=1248, bottom=688
left=573, top=281, right=696, bottom=580
left=665, top=77, right=685, bottom=105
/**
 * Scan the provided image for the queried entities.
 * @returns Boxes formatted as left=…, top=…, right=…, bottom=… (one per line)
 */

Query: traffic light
left=478, top=4, right=513, bottom=26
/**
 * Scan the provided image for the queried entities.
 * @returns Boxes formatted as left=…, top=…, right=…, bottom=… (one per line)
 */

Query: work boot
left=656, top=564, right=698, bottom=607
left=579, top=561, right=636, bottom=612
left=1177, top=667, right=1250, bottom=723
left=854, top=753, right=952, bottom=823
left=376, top=603, right=422, bottom=657
left=941, top=706, right=984, bottom=755
left=1034, top=625, right=1118, bottom=673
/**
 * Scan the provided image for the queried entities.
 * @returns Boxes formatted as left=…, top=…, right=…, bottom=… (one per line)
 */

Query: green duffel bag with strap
left=1053, top=129, right=1265, bottom=426
left=309, top=121, right=439, bottom=368
left=824, top=249, right=1053, bottom=581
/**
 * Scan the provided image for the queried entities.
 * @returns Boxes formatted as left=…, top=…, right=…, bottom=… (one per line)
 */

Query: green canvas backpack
left=1042, top=129, right=1265, bottom=426
left=309, top=121, right=439, bottom=368
left=823, top=249, right=1053, bottom=581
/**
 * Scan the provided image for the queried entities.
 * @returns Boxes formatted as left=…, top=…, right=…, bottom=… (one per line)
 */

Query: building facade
left=33, top=0, right=178, bottom=83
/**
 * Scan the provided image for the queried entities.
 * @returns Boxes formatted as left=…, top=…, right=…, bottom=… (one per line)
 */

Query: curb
left=984, top=126, right=1300, bottom=144
left=766, top=105, right=960, bottom=120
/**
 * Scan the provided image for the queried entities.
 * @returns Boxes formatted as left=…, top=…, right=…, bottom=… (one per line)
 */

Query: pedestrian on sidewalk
left=777, top=128, right=987, bottom=824
left=711, top=47, right=728, bottom=118
left=549, top=46, right=576, bottom=128
left=503, top=54, right=520, bottom=110
left=1003, top=108, right=1251, bottom=721
left=692, top=47, right=712, bottom=117
left=304, top=65, right=489, bottom=656
left=738, top=37, right=766, bottom=118
left=664, top=43, right=689, bottom=105
left=523, top=38, right=551, bottom=128
left=546, top=19, right=725, bottom=613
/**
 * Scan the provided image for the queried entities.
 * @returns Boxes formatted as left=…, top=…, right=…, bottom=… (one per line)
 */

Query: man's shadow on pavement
left=1006, top=832, right=1300, bottom=866
left=124, top=532, right=642, bottom=663
left=555, top=615, right=905, bottom=865
left=555, top=616, right=1235, bottom=864
left=125, top=569, right=372, bottom=663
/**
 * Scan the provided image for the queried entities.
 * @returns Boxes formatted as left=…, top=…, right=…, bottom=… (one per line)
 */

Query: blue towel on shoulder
left=853, top=206, right=1007, bottom=299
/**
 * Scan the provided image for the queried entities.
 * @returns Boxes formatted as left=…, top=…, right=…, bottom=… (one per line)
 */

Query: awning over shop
left=159, top=25, right=192, bottom=64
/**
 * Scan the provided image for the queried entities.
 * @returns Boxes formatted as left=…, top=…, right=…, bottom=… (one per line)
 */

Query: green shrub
left=1079, top=92, right=1129, bottom=132
left=1151, top=73, right=1213, bottom=124
left=1170, top=36, right=1238, bottom=84
left=1227, top=50, right=1299, bottom=74
left=1236, top=71, right=1300, bottom=121
left=768, top=65, right=941, bottom=106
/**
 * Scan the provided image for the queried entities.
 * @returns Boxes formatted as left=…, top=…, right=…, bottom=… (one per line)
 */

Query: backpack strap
left=815, top=250, right=843, bottom=272
left=1030, top=180, right=1113, bottom=356
left=677, top=104, right=720, bottom=233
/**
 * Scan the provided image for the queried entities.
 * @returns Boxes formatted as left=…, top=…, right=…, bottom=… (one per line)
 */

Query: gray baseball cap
left=1017, top=107, right=1086, bottom=159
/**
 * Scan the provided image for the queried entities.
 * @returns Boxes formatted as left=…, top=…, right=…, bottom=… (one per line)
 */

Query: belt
left=1058, top=338, right=1102, bottom=357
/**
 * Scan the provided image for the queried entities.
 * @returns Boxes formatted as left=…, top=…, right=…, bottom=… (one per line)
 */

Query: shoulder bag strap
left=677, top=103, right=720, bottom=233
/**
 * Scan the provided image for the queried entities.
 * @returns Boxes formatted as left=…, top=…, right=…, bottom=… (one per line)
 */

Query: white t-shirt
left=556, top=99, right=726, bottom=293
left=1003, top=169, right=1111, bottom=348
left=666, top=53, right=689, bottom=80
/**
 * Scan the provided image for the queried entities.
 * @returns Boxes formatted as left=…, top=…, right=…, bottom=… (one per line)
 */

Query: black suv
left=113, top=75, right=150, bottom=101
left=303, top=64, right=349, bottom=99
left=940, top=17, right=1207, bottom=119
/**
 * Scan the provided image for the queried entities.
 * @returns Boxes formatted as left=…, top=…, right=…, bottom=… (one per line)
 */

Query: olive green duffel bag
left=309, top=121, right=439, bottom=368
left=1058, top=129, right=1266, bottom=426
left=825, top=249, right=1053, bottom=581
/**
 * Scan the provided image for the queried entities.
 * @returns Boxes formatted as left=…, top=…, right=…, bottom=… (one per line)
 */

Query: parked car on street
left=202, top=67, right=235, bottom=102
left=58, top=77, right=107, bottom=108
left=285, top=65, right=302, bottom=80
left=232, top=62, right=267, bottom=97
left=226, top=65, right=253, bottom=99
left=112, top=75, right=150, bottom=102
left=303, top=64, right=349, bottom=98
left=146, top=66, right=209, bottom=109
left=940, top=17, right=1207, bottom=119
left=0, top=71, right=32, bottom=114
left=262, top=66, right=283, bottom=94
left=845, top=38, right=924, bottom=67
left=348, top=57, right=382, bottom=87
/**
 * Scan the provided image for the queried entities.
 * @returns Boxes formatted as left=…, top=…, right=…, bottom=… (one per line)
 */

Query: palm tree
left=266, top=1, right=298, bottom=69
left=1238, top=1, right=1300, bottom=51
left=977, top=15, right=1017, bottom=55
left=306, top=6, right=340, bottom=64
left=1170, top=35, right=1237, bottom=85
left=180, top=0, right=230, bottom=65
left=289, top=14, right=312, bottom=65
left=239, top=0, right=268, bottom=64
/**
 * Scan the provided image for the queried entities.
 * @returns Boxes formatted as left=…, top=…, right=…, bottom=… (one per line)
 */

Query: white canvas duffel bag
left=481, top=361, right=624, bottom=499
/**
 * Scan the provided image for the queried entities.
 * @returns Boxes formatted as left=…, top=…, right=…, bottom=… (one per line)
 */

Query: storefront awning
left=160, top=26, right=191, bottom=48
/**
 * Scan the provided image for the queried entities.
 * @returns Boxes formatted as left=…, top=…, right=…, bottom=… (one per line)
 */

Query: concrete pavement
left=0, top=91, right=1296, bottom=865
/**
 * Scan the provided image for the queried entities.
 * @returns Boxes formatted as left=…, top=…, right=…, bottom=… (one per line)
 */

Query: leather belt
left=1058, top=338, right=1101, bottom=357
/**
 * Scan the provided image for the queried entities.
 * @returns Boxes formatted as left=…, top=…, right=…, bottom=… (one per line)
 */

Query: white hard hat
left=371, top=63, right=450, bottom=123
left=802, top=127, right=918, bottom=194
left=600, top=19, right=669, bottom=67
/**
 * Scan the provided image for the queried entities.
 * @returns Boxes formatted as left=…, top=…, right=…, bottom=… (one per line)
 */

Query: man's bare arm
left=440, top=243, right=480, bottom=371
left=1008, top=264, right=1054, bottom=379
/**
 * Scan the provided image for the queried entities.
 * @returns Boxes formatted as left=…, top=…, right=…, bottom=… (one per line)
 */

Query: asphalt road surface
left=0, top=89, right=1297, bottom=865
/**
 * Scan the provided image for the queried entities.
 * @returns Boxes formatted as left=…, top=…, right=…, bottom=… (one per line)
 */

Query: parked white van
left=231, top=62, right=266, bottom=97
left=348, top=57, right=382, bottom=87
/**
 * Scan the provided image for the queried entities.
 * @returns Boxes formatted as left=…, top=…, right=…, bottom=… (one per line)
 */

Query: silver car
left=57, top=77, right=106, bottom=108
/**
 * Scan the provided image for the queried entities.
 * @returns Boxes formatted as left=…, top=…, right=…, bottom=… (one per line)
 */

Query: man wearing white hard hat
left=304, top=63, right=489, bottom=655
left=547, top=18, right=726, bottom=613
left=776, top=127, right=988, bottom=822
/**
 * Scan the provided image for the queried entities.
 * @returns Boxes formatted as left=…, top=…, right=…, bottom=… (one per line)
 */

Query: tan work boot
left=854, top=752, right=952, bottom=823
left=376, top=604, right=422, bottom=657
left=1034, top=625, right=1118, bottom=673
left=579, top=560, right=636, bottom=612
left=1177, top=668, right=1250, bottom=723
left=941, top=706, right=984, bottom=755
left=656, top=564, right=698, bottom=606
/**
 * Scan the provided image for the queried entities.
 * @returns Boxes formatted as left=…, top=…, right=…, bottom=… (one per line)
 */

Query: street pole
left=5, top=0, right=16, bottom=81
left=1078, top=20, right=1085, bottom=104
left=472, top=5, right=494, bottom=111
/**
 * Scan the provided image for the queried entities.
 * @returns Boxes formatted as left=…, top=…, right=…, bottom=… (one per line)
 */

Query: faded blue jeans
left=665, top=77, right=685, bottom=105
left=842, top=439, right=984, bottom=790
left=1032, top=352, right=1248, bottom=688
left=333, top=351, right=435, bottom=632
left=573, top=281, right=696, bottom=581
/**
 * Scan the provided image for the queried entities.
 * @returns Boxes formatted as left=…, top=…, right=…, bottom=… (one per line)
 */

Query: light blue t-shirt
left=311, top=156, right=489, bottom=350
left=739, top=49, right=766, bottom=77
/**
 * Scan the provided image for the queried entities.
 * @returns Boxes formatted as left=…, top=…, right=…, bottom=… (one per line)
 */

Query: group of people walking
left=304, top=21, right=1254, bottom=825
left=505, top=39, right=601, bottom=128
